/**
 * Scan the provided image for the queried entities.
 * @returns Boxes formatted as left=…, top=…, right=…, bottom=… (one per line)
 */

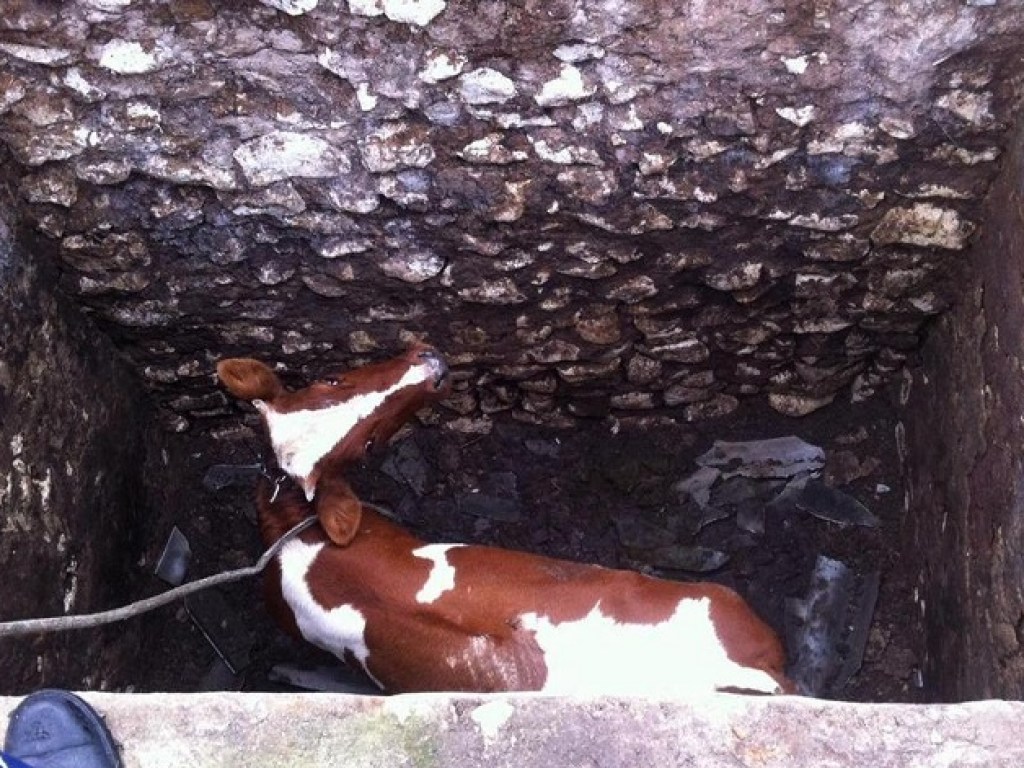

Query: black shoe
left=3, top=690, right=121, bottom=768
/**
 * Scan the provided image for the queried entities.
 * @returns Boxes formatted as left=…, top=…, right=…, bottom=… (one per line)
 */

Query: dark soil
left=130, top=387, right=923, bottom=702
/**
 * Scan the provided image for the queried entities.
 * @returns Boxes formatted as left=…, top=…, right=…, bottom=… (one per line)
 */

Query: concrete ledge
left=2, top=693, right=1022, bottom=767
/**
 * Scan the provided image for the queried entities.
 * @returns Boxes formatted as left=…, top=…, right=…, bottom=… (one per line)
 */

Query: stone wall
left=903, top=113, right=1024, bottom=701
left=0, top=156, right=184, bottom=694
left=0, top=1, right=1021, bottom=436
left=3, top=0, right=1024, bottom=701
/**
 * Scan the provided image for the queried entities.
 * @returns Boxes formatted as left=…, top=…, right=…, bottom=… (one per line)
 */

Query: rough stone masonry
left=0, top=0, right=1022, bottom=435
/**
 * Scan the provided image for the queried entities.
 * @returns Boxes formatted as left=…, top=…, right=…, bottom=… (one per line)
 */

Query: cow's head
left=218, top=343, right=449, bottom=544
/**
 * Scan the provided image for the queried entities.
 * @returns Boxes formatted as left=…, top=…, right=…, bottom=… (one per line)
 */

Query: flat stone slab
left=2, top=693, right=1022, bottom=767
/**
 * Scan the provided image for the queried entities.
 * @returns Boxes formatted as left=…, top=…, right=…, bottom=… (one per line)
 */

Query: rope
left=0, top=517, right=318, bottom=638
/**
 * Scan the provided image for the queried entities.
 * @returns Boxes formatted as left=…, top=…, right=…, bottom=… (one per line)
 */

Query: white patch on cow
left=520, top=598, right=780, bottom=696
left=259, top=362, right=433, bottom=498
left=277, top=537, right=383, bottom=689
left=413, top=543, right=463, bottom=603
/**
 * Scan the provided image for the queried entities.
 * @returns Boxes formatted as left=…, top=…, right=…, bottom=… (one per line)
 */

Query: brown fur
left=258, top=479, right=793, bottom=694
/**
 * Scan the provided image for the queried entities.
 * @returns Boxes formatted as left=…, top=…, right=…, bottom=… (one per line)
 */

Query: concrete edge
left=2, top=692, right=1022, bottom=768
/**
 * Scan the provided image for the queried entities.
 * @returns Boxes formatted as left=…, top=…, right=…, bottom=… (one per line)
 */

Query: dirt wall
left=903, top=114, right=1024, bottom=701
left=0, top=158, right=186, bottom=694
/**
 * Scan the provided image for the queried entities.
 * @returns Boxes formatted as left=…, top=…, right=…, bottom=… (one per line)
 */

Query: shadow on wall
left=0, top=166, right=195, bottom=695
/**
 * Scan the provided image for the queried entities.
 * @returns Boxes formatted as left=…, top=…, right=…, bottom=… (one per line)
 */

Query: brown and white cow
left=217, top=344, right=793, bottom=696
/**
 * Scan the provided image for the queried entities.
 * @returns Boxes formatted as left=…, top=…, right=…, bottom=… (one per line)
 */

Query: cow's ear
left=316, top=479, right=363, bottom=547
left=217, top=358, right=284, bottom=402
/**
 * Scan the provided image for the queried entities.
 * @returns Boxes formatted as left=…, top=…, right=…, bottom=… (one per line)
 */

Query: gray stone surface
left=0, top=0, right=1020, bottom=432
left=2, top=692, right=1023, bottom=767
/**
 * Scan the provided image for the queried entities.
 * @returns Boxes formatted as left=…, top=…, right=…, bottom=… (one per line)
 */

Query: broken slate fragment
left=696, top=436, right=825, bottom=479
left=710, top=476, right=783, bottom=507
left=457, top=492, right=520, bottom=522
left=785, top=556, right=854, bottom=697
left=766, top=473, right=810, bottom=514
left=646, top=545, right=729, bottom=573
left=797, top=479, right=880, bottom=527
left=735, top=502, right=765, bottom=536
left=456, top=472, right=521, bottom=522
left=786, top=556, right=881, bottom=697
left=672, top=466, right=720, bottom=509
left=692, top=504, right=731, bottom=534
left=269, top=663, right=381, bottom=695
left=833, top=570, right=881, bottom=691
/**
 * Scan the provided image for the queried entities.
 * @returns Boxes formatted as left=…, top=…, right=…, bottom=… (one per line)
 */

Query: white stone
left=871, top=203, right=975, bottom=250
left=789, top=213, right=859, bottom=231
left=138, top=156, right=238, bottom=191
left=458, top=278, right=527, bottom=304
left=355, top=83, right=378, bottom=111
left=638, top=151, right=676, bottom=175
left=63, top=68, right=106, bottom=101
left=835, top=122, right=871, bottom=140
left=460, top=68, right=517, bottom=105
left=419, top=51, right=467, bottom=83
left=553, top=43, right=605, bottom=63
left=908, top=184, right=973, bottom=200
left=127, top=102, right=161, bottom=123
left=82, top=0, right=132, bottom=8
left=769, top=392, right=835, bottom=417
left=495, top=113, right=556, bottom=129
left=879, top=116, right=916, bottom=139
left=97, top=40, right=159, bottom=74
left=529, top=137, right=601, bottom=165
left=936, top=89, right=993, bottom=126
left=535, top=65, right=595, bottom=107
left=781, top=55, right=809, bottom=74
left=258, top=0, right=319, bottom=13
left=687, top=139, right=727, bottom=160
left=930, top=144, right=1000, bottom=165
left=0, top=43, right=73, bottom=66
left=754, top=148, right=797, bottom=170
left=316, top=238, right=373, bottom=258
left=233, top=131, right=344, bottom=186
left=775, top=105, right=817, bottom=127
left=492, top=179, right=531, bottom=222
left=611, top=104, right=644, bottom=131
left=383, top=0, right=446, bottom=25
left=704, top=262, right=763, bottom=291
left=380, top=252, right=445, bottom=283
left=458, top=135, right=528, bottom=164
left=359, top=123, right=434, bottom=172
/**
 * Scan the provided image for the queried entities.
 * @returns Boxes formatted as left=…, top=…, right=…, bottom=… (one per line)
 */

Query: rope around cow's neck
left=0, top=516, right=318, bottom=638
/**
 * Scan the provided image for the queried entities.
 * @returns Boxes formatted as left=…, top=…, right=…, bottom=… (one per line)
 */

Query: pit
left=1, top=0, right=1023, bottom=717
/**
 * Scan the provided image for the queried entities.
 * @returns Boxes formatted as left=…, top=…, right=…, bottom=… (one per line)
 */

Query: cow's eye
left=324, top=376, right=341, bottom=386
